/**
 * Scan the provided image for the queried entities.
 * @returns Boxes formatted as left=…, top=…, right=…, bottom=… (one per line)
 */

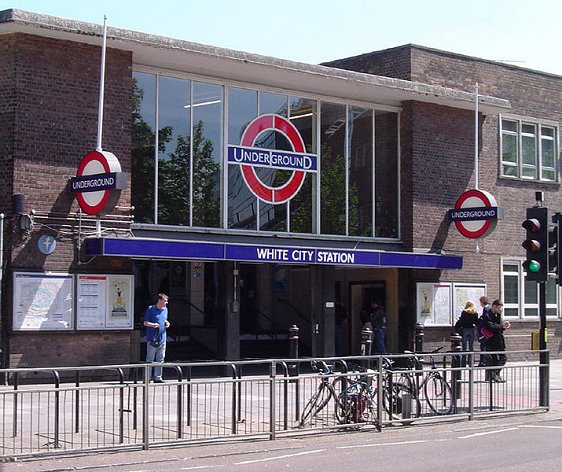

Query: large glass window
left=132, top=72, right=399, bottom=240
left=501, top=117, right=559, bottom=182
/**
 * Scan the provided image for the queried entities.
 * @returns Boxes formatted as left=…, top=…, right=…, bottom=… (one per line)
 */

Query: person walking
left=454, top=300, right=478, bottom=366
left=478, top=299, right=510, bottom=382
left=144, top=293, right=170, bottom=383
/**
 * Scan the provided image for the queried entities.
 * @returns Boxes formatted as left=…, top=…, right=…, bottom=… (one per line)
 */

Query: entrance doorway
left=349, top=282, right=386, bottom=355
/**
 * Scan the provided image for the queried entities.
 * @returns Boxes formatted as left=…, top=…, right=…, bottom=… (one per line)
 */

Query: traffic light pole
left=539, top=281, right=549, bottom=407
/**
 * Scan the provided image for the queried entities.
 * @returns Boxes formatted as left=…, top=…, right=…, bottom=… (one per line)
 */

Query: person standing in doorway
left=144, top=293, right=170, bottom=383
left=335, top=299, right=348, bottom=356
left=370, top=299, right=387, bottom=354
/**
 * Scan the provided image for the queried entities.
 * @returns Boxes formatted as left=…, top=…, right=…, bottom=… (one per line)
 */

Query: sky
left=4, top=0, right=562, bottom=76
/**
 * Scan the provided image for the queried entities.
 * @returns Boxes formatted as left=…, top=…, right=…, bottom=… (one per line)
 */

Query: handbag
left=149, top=330, right=161, bottom=348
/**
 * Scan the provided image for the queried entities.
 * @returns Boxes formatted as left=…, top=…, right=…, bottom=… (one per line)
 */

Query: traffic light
left=551, top=212, right=561, bottom=283
left=522, top=206, right=548, bottom=282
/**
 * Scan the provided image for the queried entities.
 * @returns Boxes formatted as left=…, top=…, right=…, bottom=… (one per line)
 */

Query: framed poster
left=453, top=283, right=487, bottom=320
left=13, top=272, right=74, bottom=331
left=77, top=274, right=134, bottom=330
left=416, top=282, right=452, bottom=326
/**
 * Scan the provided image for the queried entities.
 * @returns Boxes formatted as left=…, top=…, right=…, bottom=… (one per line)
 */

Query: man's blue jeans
left=372, top=329, right=387, bottom=354
left=146, top=342, right=166, bottom=380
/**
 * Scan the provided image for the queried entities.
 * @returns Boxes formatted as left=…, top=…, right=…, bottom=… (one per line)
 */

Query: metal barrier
left=0, top=350, right=548, bottom=459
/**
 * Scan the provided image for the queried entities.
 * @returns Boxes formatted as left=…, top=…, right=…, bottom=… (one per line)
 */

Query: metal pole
left=96, top=15, right=108, bottom=152
left=539, top=281, right=548, bottom=407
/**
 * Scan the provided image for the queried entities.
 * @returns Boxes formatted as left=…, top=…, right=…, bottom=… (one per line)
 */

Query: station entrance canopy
left=84, top=237, right=462, bottom=270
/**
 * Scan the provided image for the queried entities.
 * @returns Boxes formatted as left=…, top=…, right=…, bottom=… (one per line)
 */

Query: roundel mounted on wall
left=227, top=114, right=318, bottom=204
left=69, top=150, right=128, bottom=216
left=448, top=189, right=503, bottom=239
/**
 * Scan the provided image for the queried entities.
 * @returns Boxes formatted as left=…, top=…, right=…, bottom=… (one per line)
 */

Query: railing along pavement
left=0, top=349, right=548, bottom=460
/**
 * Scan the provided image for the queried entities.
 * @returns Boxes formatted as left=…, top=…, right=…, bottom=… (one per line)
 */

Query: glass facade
left=132, top=71, right=399, bottom=239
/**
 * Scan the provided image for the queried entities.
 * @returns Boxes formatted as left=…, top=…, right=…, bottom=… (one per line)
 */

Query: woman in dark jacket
left=455, top=300, right=478, bottom=366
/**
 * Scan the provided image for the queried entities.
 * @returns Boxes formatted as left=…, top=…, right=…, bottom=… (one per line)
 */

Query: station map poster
left=13, top=272, right=74, bottom=331
left=416, top=282, right=452, bottom=326
left=77, top=274, right=133, bottom=330
left=452, top=283, right=487, bottom=321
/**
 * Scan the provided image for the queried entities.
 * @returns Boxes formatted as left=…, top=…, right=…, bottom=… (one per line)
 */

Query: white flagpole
left=474, top=83, right=479, bottom=190
left=475, top=83, right=480, bottom=253
left=96, top=15, right=108, bottom=152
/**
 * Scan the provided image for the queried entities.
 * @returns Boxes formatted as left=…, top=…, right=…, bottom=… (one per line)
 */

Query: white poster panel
left=13, top=272, right=74, bottom=331
left=106, top=275, right=133, bottom=329
left=416, top=282, right=452, bottom=326
left=76, top=275, right=107, bottom=329
left=77, top=274, right=133, bottom=330
left=453, top=283, right=487, bottom=321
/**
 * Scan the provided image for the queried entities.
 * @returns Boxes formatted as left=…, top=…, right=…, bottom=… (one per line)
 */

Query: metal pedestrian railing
left=0, top=350, right=549, bottom=460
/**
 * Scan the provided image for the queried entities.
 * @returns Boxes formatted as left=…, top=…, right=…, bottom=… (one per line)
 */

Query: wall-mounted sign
left=447, top=189, right=503, bottom=239
left=13, top=272, right=74, bottom=331
left=38, top=234, right=56, bottom=255
left=227, top=114, right=317, bottom=204
left=69, top=150, right=127, bottom=215
left=76, top=274, right=133, bottom=330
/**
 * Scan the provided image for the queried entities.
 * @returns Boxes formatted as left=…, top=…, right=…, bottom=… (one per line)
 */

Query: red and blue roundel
left=227, top=114, right=317, bottom=204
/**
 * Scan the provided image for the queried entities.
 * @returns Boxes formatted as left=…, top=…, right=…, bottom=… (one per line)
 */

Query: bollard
left=449, top=333, right=463, bottom=405
left=414, top=323, right=424, bottom=352
left=360, top=327, right=372, bottom=356
left=288, top=325, right=299, bottom=377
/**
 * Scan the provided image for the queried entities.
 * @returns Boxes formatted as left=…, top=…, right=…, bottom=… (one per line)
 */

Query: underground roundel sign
left=69, top=150, right=128, bottom=215
left=227, top=114, right=317, bottom=204
left=448, top=189, right=503, bottom=239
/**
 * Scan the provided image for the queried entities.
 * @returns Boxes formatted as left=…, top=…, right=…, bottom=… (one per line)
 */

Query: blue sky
left=5, top=0, right=562, bottom=75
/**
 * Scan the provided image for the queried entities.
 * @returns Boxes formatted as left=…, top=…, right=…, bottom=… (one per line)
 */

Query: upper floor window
left=500, top=117, right=559, bottom=182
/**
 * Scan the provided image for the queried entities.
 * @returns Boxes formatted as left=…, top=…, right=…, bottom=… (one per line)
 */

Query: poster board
left=77, top=274, right=134, bottom=330
left=453, top=283, right=487, bottom=321
left=13, top=272, right=74, bottom=331
left=416, top=282, right=452, bottom=326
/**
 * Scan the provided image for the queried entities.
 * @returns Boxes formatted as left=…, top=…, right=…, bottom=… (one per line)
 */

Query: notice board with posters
left=416, top=282, right=452, bottom=326
left=12, top=272, right=74, bottom=331
left=76, top=274, right=134, bottom=330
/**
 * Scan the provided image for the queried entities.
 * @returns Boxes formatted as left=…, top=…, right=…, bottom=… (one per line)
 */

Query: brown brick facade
left=0, top=33, right=134, bottom=367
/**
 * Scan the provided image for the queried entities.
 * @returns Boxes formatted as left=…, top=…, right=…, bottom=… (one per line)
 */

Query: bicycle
left=298, top=361, right=347, bottom=427
left=399, top=347, right=454, bottom=415
left=299, top=361, right=379, bottom=428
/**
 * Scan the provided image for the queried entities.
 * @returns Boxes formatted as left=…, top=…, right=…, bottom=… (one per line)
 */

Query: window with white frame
left=500, top=117, right=559, bottom=182
left=502, top=260, right=559, bottom=318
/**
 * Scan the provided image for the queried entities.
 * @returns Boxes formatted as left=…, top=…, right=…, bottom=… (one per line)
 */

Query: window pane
left=258, top=92, right=289, bottom=232
left=524, top=278, right=537, bottom=304
left=504, top=308, right=519, bottom=317
left=502, top=164, right=518, bottom=177
left=192, top=82, right=223, bottom=228
left=524, top=307, right=538, bottom=317
left=132, top=72, right=157, bottom=224
left=502, top=119, right=517, bottom=132
left=504, top=274, right=519, bottom=304
left=546, top=278, right=557, bottom=304
left=349, top=107, right=373, bottom=236
left=228, top=87, right=257, bottom=230
left=320, top=102, right=347, bottom=235
left=375, top=111, right=399, bottom=238
left=289, top=96, right=317, bottom=234
left=501, top=134, right=517, bottom=164
left=522, top=135, right=536, bottom=165
left=541, top=137, right=554, bottom=167
left=157, top=76, right=191, bottom=226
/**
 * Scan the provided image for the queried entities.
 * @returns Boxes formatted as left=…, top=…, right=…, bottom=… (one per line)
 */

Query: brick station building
left=0, top=8, right=561, bottom=368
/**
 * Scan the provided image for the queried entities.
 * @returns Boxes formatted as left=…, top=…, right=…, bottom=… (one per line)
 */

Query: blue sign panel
left=227, top=145, right=317, bottom=172
left=84, top=237, right=462, bottom=270
left=69, top=172, right=127, bottom=193
left=447, top=206, right=499, bottom=222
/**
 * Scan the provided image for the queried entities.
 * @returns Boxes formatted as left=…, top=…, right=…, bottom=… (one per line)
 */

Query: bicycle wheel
left=423, top=372, right=453, bottom=415
left=336, top=383, right=372, bottom=424
left=299, top=383, right=332, bottom=427
left=381, top=380, right=420, bottom=422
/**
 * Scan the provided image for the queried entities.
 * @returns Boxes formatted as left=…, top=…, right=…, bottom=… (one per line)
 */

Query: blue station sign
left=84, top=237, right=463, bottom=270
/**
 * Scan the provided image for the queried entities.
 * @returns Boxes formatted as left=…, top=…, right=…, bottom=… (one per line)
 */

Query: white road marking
left=520, top=424, right=562, bottom=429
left=234, top=448, right=326, bottom=464
left=337, top=440, right=428, bottom=449
left=458, top=427, right=519, bottom=438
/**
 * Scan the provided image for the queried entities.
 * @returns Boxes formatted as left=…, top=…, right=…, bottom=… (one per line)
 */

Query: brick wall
left=1, top=33, right=134, bottom=367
